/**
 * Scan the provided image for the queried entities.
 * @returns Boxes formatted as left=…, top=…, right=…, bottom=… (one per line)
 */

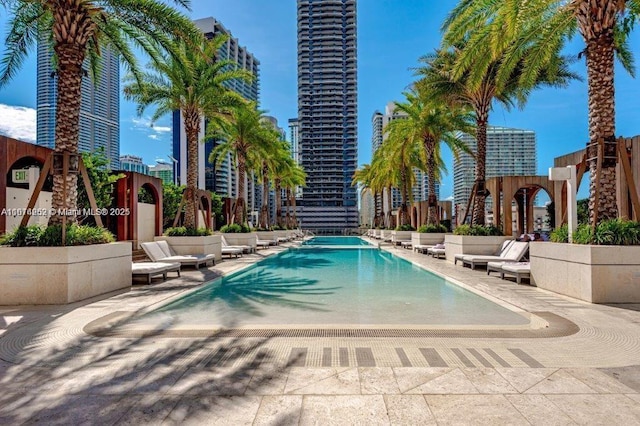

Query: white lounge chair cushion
left=141, top=242, right=168, bottom=262
left=222, top=247, right=242, bottom=254
left=156, top=240, right=175, bottom=257
left=461, top=241, right=528, bottom=263
left=501, top=262, right=531, bottom=273
left=131, top=262, right=178, bottom=274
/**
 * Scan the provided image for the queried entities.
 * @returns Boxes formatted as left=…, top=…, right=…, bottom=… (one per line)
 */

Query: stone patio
left=1, top=239, right=639, bottom=424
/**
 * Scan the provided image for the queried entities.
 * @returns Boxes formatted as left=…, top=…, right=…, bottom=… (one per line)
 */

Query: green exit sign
left=12, top=169, right=29, bottom=184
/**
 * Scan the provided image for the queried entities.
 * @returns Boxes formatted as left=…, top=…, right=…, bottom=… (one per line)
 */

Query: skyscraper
left=37, top=40, right=120, bottom=168
left=172, top=17, right=260, bottom=198
left=119, top=155, right=149, bottom=175
left=453, top=125, right=536, bottom=216
left=297, top=0, right=358, bottom=231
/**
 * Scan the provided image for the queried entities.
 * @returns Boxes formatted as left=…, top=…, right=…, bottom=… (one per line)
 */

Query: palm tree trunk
left=471, top=107, right=489, bottom=226
left=285, top=188, right=292, bottom=228
left=386, top=184, right=393, bottom=228
left=581, top=6, right=618, bottom=224
left=274, top=178, right=283, bottom=227
left=400, top=168, right=409, bottom=226
left=48, top=45, right=86, bottom=226
left=234, top=157, right=246, bottom=225
left=424, top=138, right=438, bottom=225
left=183, top=107, right=200, bottom=230
left=260, top=164, right=270, bottom=228
left=292, top=190, right=298, bottom=227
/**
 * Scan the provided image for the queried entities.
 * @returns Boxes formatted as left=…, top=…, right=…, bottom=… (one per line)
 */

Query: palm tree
left=256, top=123, right=285, bottom=229
left=385, top=89, right=475, bottom=225
left=0, top=0, right=200, bottom=226
left=124, top=35, right=249, bottom=230
left=209, top=102, right=267, bottom=226
left=416, top=45, right=576, bottom=225
left=441, top=0, right=638, bottom=224
left=283, top=163, right=306, bottom=228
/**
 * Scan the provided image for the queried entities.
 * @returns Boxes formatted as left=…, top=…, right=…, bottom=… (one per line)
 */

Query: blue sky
left=0, top=0, right=639, bottom=199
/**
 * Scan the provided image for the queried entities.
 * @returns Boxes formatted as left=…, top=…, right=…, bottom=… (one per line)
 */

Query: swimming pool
left=148, top=246, right=528, bottom=327
left=301, top=236, right=372, bottom=246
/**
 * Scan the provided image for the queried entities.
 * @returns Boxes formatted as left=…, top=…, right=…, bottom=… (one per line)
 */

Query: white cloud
left=444, top=195, right=454, bottom=201
left=0, top=104, right=37, bottom=143
left=131, top=116, right=171, bottom=139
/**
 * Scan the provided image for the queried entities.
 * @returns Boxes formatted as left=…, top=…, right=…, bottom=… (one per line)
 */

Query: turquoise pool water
left=301, top=236, right=371, bottom=246
left=150, top=247, right=528, bottom=327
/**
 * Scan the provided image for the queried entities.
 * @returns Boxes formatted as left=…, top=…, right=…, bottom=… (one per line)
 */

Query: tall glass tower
left=297, top=0, right=358, bottom=232
left=36, top=40, right=120, bottom=169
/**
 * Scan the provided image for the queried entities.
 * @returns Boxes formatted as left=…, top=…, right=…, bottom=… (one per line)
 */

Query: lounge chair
left=454, top=239, right=514, bottom=265
left=400, top=241, right=412, bottom=249
left=413, top=244, right=433, bottom=254
left=488, top=261, right=531, bottom=284
left=460, top=241, right=529, bottom=270
left=141, top=241, right=215, bottom=268
left=221, top=235, right=253, bottom=254
left=427, top=243, right=446, bottom=259
left=132, top=262, right=180, bottom=284
left=256, top=239, right=273, bottom=248
left=221, top=246, right=243, bottom=258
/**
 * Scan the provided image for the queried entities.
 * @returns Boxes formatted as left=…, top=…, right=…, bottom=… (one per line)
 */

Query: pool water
left=301, top=236, right=372, bottom=246
left=149, top=247, right=528, bottom=327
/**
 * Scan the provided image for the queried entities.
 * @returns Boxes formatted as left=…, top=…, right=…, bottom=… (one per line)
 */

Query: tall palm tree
left=256, top=123, right=285, bottom=229
left=209, top=102, right=267, bottom=226
left=0, top=0, right=200, bottom=226
left=385, top=89, right=475, bottom=225
left=124, top=35, right=249, bottom=230
left=416, top=45, right=576, bottom=225
left=441, top=0, right=638, bottom=224
left=282, top=163, right=306, bottom=228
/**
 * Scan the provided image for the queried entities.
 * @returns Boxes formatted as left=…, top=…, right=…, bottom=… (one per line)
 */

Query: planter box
left=391, top=231, right=413, bottom=245
left=220, top=232, right=257, bottom=250
left=273, top=230, right=290, bottom=241
left=0, top=242, right=131, bottom=305
left=444, top=235, right=512, bottom=263
left=411, top=232, right=446, bottom=248
left=380, top=230, right=393, bottom=241
left=530, top=242, right=640, bottom=303
left=155, top=235, right=222, bottom=261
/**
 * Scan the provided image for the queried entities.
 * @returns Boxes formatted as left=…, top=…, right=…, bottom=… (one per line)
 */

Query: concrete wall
left=136, top=202, right=155, bottom=249
left=5, top=188, right=52, bottom=231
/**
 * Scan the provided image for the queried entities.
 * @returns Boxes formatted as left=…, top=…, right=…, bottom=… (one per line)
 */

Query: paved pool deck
left=1, top=238, right=639, bottom=425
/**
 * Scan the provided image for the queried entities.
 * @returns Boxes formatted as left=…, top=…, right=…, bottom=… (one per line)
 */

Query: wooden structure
left=554, top=136, right=640, bottom=225
left=486, top=175, right=555, bottom=236
left=0, top=137, right=53, bottom=234
left=115, top=172, right=164, bottom=246
left=172, top=189, right=213, bottom=230
left=408, top=200, right=453, bottom=229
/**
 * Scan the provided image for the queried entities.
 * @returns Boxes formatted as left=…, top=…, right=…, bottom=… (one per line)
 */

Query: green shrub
left=0, top=225, right=44, bottom=247
left=441, top=219, right=452, bottom=232
left=550, top=219, right=640, bottom=245
left=271, top=224, right=284, bottom=230
left=417, top=224, right=447, bottom=233
left=220, top=224, right=250, bottom=233
left=164, top=227, right=212, bottom=236
left=453, top=225, right=503, bottom=236
left=2, top=224, right=114, bottom=247
left=395, top=224, right=416, bottom=231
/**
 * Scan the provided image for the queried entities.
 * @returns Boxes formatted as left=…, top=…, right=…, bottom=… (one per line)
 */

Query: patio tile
left=245, top=367, right=290, bottom=395
left=505, top=394, right=576, bottom=425
left=163, top=395, right=261, bottom=425
left=166, top=367, right=252, bottom=396
left=384, top=395, right=436, bottom=425
left=626, top=393, right=640, bottom=404
left=495, top=368, right=558, bottom=393
left=546, top=394, right=640, bottom=424
left=425, top=394, right=528, bottom=425
left=116, top=393, right=181, bottom=425
left=462, top=368, right=519, bottom=394
left=128, top=365, right=188, bottom=394
left=25, top=394, right=134, bottom=425
left=399, top=368, right=478, bottom=394
left=565, top=368, right=638, bottom=393
left=284, top=368, right=360, bottom=395
left=253, top=395, right=302, bottom=426
left=299, top=395, right=390, bottom=425
left=392, top=367, right=452, bottom=393
left=359, top=367, right=400, bottom=394
left=524, top=370, right=598, bottom=394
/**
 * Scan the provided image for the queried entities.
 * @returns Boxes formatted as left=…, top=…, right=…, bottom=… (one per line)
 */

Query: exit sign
left=12, top=169, right=29, bottom=184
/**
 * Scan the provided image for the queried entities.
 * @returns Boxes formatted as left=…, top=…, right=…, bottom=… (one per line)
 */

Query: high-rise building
left=288, top=118, right=300, bottom=166
left=119, top=155, right=149, bottom=175
left=297, top=0, right=358, bottom=231
left=371, top=102, right=438, bottom=210
left=149, top=162, right=174, bottom=185
left=37, top=40, right=120, bottom=169
left=453, top=125, right=537, bottom=216
left=172, top=17, right=259, bottom=199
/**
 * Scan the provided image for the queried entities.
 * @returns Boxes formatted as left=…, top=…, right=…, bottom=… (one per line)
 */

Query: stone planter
left=391, top=231, right=413, bottom=245
left=220, top=232, right=257, bottom=251
left=273, top=230, right=290, bottom=241
left=444, top=235, right=512, bottom=263
left=411, top=232, right=446, bottom=248
left=0, top=242, right=131, bottom=305
left=155, top=235, right=222, bottom=261
left=530, top=242, right=640, bottom=303
left=380, top=230, right=393, bottom=241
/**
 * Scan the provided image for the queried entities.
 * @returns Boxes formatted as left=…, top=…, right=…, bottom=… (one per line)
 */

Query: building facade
left=453, top=125, right=537, bottom=219
left=172, top=17, right=259, bottom=201
left=119, top=155, right=149, bottom=175
left=37, top=39, right=120, bottom=169
left=296, top=0, right=358, bottom=231
left=148, top=162, right=174, bottom=185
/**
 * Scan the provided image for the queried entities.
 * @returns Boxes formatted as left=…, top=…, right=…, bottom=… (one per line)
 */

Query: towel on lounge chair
left=460, top=241, right=528, bottom=270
